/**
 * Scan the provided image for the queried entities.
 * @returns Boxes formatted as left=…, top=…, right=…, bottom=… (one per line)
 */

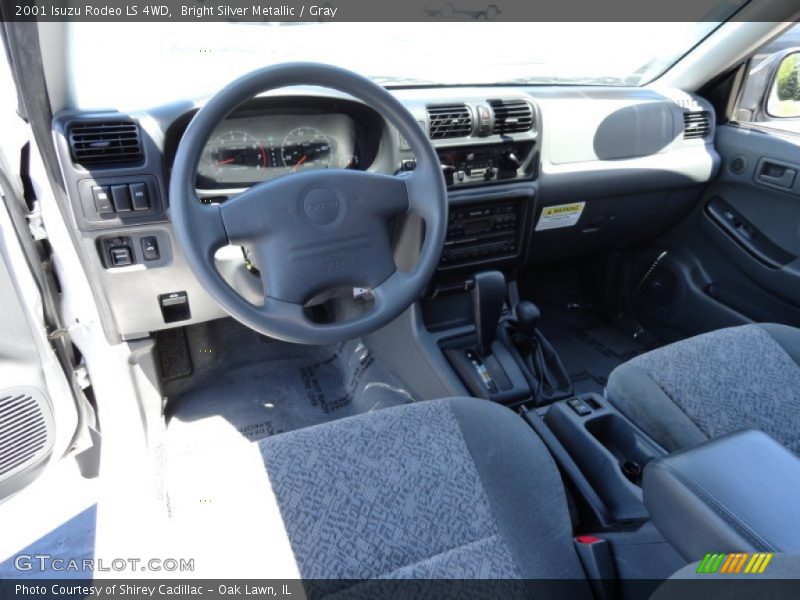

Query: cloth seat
left=606, top=323, right=800, bottom=455
left=259, top=397, right=586, bottom=581
left=166, top=397, right=589, bottom=586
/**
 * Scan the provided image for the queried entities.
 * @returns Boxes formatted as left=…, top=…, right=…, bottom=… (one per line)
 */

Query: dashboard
left=52, top=85, right=719, bottom=341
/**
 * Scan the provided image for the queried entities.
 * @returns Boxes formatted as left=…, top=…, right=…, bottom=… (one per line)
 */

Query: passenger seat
left=606, top=324, right=800, bottom=455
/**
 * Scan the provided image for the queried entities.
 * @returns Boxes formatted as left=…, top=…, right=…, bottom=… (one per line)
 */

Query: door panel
left=631, top=124, right=800, bottom=338
left=703, top=125, right=800, bottom=307
left=0, top=161, right=78, bottom=500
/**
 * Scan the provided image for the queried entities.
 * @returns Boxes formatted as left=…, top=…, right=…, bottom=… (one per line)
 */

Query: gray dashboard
left=51, top=85, right=719, bottom=342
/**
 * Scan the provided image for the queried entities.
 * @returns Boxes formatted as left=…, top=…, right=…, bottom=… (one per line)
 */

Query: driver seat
left=165, top=397, right=590, bottom=584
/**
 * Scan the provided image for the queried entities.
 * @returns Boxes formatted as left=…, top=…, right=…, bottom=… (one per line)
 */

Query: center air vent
left=427, top=104, right=473, bottom=139
left=489, top=99, right=533, bottom=134
left=68, top=120, right=144, bottom=166
left=683, top=111, right=711, bottom=140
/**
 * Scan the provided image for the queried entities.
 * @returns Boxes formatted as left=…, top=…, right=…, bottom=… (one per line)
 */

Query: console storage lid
left=643, top=429, right=800, bottom=561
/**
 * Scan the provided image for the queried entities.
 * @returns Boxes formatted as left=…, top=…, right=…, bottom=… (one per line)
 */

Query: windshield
left=67, top=21, right=726, bottom=109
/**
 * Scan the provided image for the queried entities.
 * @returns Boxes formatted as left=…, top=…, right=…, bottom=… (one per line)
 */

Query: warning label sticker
left=535, top=202, right=585, bottom=231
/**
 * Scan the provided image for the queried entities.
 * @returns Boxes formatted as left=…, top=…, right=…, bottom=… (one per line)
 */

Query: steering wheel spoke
left=403, top=167, right=442, bottom=223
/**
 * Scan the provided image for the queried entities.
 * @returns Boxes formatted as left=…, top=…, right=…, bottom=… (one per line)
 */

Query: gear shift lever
left=515, top=301, right=541, bottom=338
left=471, top=271, right=506, bottom=356
left=505, top=300, right=573, bottom=406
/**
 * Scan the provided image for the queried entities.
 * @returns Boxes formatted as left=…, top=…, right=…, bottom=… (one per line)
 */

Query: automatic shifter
left=502, top=300, right=573, bottom=406
left=444, top=270, right=530, bottom=404
left=471, top=271, right=506, bottom=356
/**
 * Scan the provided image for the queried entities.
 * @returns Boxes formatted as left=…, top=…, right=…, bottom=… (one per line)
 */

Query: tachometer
left=198, top=130, right=270, bottom=180
left=281, top=128, right=333, bottom=172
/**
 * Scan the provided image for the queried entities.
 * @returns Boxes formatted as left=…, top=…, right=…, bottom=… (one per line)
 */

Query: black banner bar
left=0, top=0, right=795, bottom=23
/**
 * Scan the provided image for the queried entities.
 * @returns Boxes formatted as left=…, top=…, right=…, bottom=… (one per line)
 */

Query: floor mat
left=163, top=319, right=417, bottom=443
left=536, top=305, right=656, bottom=396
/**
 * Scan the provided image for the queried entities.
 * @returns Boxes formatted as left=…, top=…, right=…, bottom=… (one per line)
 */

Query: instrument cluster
left=185, top=99, right=384, bottom=190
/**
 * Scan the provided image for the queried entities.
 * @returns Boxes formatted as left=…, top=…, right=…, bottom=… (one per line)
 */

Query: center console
left=643, top=429, right=800, bottom=561
left=543, top=394, right=666, bottom=522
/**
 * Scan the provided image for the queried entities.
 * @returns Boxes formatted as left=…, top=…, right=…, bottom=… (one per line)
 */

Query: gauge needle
left=215, top=158, right=235, bottom=166
left=292, top=155, right=308, bottom=172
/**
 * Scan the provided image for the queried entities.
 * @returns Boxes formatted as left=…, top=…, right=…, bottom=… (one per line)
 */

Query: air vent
left=68, top=120, right=144, bottom=166
left=0, top=389, right=52, bottom=479
left=489, top=99, right=533, bottom=134
left=683, top=111, right=711, bottom=140
left=642, top=264, right=679, bottom=308
left=427, top=104, right=473, bottom=139
left=729, top=155, right=747, bottom=175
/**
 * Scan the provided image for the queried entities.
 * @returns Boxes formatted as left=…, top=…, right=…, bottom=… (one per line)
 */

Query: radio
left=440, top=201, right=522, bottom=267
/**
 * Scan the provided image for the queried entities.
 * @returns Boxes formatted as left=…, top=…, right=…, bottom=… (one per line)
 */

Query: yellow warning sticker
left=535, top=202, right=585, bottom=231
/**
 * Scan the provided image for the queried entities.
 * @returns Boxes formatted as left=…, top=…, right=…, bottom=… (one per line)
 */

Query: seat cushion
left=606, top=324, right=800, bottom=454
left=259, top=397, right=587, bottom=582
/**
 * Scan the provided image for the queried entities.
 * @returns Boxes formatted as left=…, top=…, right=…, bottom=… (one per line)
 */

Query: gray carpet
left=536, top=306, right=655, bottom=396
left=162, top=319, right=417, bottom=442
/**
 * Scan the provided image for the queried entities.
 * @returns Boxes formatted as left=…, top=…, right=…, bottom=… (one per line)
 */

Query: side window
left=735, top=23, right=800, bottom=134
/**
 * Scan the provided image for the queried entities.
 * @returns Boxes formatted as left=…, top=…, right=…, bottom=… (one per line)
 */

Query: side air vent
left=427, top=104, right=473, bottom=139
left=68, top=120, right=144, bottom=166
left=489, top=99, right=533, bottom=134
left=0, top=388, right=53, bottom=480
left=683, top=111, right=711, bottom=140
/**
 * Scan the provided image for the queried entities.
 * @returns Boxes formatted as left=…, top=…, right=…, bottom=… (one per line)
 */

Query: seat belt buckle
left=574, top=535, right=617, bottom=600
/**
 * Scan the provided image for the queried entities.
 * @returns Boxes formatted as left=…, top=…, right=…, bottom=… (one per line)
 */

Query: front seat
left=606, top=323, right=800, bottom=455
left=166, top=397, right=590, bottom=585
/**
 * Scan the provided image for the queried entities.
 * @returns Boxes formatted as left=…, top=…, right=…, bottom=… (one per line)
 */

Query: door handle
left=756, top=159, right=797, bottom=190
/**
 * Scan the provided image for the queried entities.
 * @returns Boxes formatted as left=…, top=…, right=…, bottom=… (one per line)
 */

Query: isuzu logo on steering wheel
left=302, top=188, right=341, bottom=225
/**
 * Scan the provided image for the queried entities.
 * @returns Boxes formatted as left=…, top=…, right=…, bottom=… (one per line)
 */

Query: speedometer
left=281, top=128, right=333, bottom=172
left=198, top=130, right=271, bottom=180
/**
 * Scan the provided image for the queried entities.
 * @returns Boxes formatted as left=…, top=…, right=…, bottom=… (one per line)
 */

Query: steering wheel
left=170, top=63, right=447, bottom=344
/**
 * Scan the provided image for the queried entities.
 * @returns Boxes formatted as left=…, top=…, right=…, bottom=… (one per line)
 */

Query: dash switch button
left=92, top=186, right=114, bottom=215
left=130, top=182, right=150, bottom=211
left=141, top=236, right=160, bottom=261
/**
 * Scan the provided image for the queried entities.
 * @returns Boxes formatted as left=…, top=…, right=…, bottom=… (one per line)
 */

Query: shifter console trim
left=464, top=348, right=499, bottom=394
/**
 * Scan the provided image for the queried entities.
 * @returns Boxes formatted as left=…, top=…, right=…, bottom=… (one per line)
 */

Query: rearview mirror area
left=768, top=52, right=800, bottom=118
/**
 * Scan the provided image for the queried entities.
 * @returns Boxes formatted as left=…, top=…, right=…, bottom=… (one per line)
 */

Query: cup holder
left=585, top=413, right=655, bottom=486
left=621, top=460, right=642, bottom=484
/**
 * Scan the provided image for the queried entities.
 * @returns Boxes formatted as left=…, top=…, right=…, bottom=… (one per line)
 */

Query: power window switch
left=110, top=185, right=132, bottom=212
left=130, top=182, right=150, bottom=210
left=141, top=236, right=160, bottom=261
left=109, top=246, right=133, bottom=267
left=92, top=186, right=114, bottom=215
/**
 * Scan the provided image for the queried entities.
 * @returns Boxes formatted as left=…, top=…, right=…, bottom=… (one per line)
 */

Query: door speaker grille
left=0, top=388, right=54, bottom=480
left=729, top=155, right=747, bottom=175
left=642, top=264, right=679, bottom=308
